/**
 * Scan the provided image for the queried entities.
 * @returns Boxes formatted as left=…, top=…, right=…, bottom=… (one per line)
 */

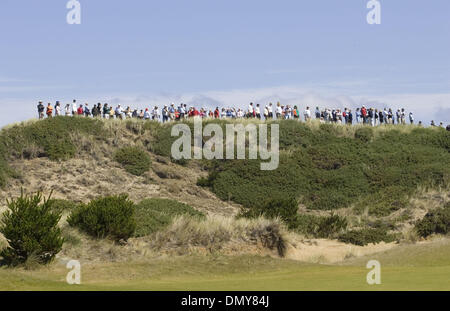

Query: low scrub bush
left=415, top=203, right=450, bottom=238
left=114, top=146, right=151, bottom=176
left=0, top=191, right=64, bottom=266
left=239, top=197, right=299, bottom=229
left=198, top=123, right=450, bottom=218
left=0, top=117, right=104, bottom=161
left=294, top=214, right=348, bottom=238
left=67, top=195, right=136, bottom=241
left=338, top=228, right=398, bottom=246
left=0, top=117, right=105, bottom=187
left=134, top=198, right=205, bottom=237
left=239, top=198, right=347, bottom=238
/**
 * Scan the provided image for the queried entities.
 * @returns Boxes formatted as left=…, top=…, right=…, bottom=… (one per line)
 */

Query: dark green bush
left=197, top=171, right=220, bottom=188
left=239, top=196, right=348, bottom=238
left=415, top=203, right=450, bottom=238
left=114, top=146, right=152, bottom=176
left=134, top=198, right=205, bottom=237
left=198, top=124, right=450, bottom=217
left=0, top=117, right=105, bottom=187
left=0, top=191, right=64, bottom=266
left=338, top=228, right=398, bottom=246
left=294, top=214, right=348, bottom=238
left=0, top=117, right=104, bottom=161
left=239, top=197, right=299, bottom=229
left=67, top=195, right=136, bottom=241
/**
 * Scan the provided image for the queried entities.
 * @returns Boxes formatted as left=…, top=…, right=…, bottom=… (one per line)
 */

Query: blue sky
left=0, top=0, right=449, bottom=126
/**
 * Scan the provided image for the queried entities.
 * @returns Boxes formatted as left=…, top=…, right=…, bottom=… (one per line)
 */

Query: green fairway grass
left=1, top=239, right=449, bottom=291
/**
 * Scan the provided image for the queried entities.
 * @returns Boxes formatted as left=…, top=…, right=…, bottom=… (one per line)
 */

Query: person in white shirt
left=152, top=106, right=160, bottom=121
left=304, top=107, right=311, bottom=121
left=248, top=103, right=254, bottom=118
left=65, top=104, right=71, bottom=116
left=72, top=100, right=77, bottom=116
left=55, top=101, right=61, bottom=116
left=237, top=109, right=243, bottom=118
left=143, top=108, right=151, bottom=120
left=276, top=102, right=282, bottom=119
left=115, top=105, right=123, bottom=119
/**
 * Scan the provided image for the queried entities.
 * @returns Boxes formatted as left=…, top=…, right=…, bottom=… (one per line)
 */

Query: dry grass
left=151, top=215, right=290, bottom=257
left=0, top=232, right=9, bottom=252
left=55, top=215, right=290, bottom=265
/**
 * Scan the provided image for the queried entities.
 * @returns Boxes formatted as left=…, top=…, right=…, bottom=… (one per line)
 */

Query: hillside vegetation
left=197, top=121, right=449, bottom=217
left=0, top=117, right=449, bottom=290
left=0, top=117, right=449, bottom=249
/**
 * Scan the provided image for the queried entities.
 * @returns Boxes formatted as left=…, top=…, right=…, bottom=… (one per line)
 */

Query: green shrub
left=294, top=214, right=348, bottom=238
left=134, top=198, right=205, bottom=237
left=114, top=146, right=151, bottom=176
left=199, top=123, right=450, bottom=217
left=338, top=228, right=398, bottom=246
left=0, top=191, right=64, bottom=266
left=67, top=195, right=136, bottom=241
left=0, top=117, right=105, bottom=187
left=146, top=123, right=178, bottom=158
left=239, top=197, right=299, bottom=229
left=0, top=117, right=104, bottom=161
left=415, top=203, right=450, bottom=238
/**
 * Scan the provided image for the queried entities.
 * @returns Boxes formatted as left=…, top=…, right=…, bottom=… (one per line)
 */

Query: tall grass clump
left=114, top=146, right=151, bottom=176
left=153, top=215, right=289, bottom=257
left=0, top=191, right=64, bottom=266
left=0, top=233, right=10, bottom=253
left=67, top=195, right=136, bottom=241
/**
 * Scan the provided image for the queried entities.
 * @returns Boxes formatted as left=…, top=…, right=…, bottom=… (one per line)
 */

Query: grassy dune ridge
left=0, top=117, right=449, bottom=290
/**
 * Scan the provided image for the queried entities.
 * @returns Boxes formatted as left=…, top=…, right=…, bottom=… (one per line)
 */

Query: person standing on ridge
left=54, top=101, right=61, bottom=116
left=37, top=101, right=45, bottom=119
left=46, top=103, right=53, bottom=118
left=72, top=100, right=77, bottom=116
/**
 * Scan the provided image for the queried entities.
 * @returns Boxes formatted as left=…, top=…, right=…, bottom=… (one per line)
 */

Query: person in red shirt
left=361, top=106, right=367, bottom=124
left=46, top=103, right=53, bottom=118
left=77, top=105, right=84, bottom=115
